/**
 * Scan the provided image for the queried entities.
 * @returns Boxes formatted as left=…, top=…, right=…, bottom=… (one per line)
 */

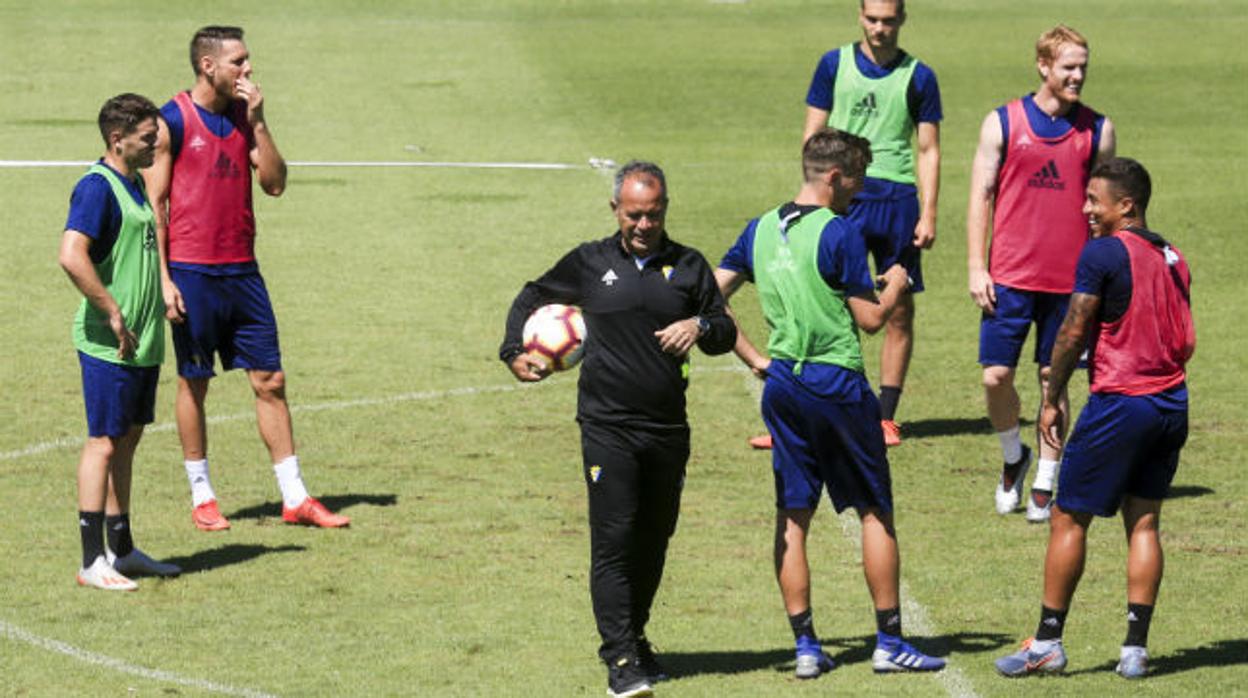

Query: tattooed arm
left=1040, top=292, right=1101, bottom=449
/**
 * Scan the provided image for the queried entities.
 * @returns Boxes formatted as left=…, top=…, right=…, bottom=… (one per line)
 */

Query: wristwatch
left=693, top=315, right=710, bottom=337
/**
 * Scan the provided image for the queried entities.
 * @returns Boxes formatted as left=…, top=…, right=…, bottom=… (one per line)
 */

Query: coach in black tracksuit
left=500, top=161, right=735, bottom=694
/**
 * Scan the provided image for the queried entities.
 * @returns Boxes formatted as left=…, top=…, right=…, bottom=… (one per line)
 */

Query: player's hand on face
left=969, top=268, right=997, bottom=314
left=109, top=313, right=138, bottom=360
left=1039, top=401, right=1065, bottom=451
left=654, top=318, right=700, bottom=356
left=509, top=353, right=551, bottom=382
left=163, top=278, right=186, bottom=323
left=235, top=76, right=265, bottom=123
left=913, top=218, right=936, bottom=249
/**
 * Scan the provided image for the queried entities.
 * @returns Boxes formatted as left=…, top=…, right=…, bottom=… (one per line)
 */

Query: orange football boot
left=192, top=500, right=231, bottom=531
left=282, top=497, right=350, bottom=528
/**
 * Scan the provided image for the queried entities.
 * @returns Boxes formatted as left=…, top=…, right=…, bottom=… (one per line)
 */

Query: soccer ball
left=522, top=304, right=586, bottom=371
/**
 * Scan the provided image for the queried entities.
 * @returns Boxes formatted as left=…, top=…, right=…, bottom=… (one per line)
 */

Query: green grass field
left=2, top=1, right=1246, bottom=695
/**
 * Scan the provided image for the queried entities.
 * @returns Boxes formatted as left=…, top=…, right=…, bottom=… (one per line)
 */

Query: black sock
left=79, top=511, right=105, bottom=569
left=1124, top=603, right=1154, bottom=647
left=788, top=609, right=817, bottom=643
left=879, top=386, right=902, bottom=421
left=1035, top=605, right=1068, bottom=641
left=106, top=513, right=134, bottom=558
left=875, top=606, right=902, bottom=638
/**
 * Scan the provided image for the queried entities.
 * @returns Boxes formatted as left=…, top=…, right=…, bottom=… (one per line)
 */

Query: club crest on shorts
left=589, top=465, right=602, bottom=483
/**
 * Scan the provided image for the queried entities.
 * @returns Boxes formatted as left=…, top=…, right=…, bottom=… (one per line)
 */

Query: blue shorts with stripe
left=170, top=268, right=282, bottom=379
left=1057, top=385, right=1188, bottom=517
left=79, top=352, right=159, bottom=438
left=979, top=285, right=1069, bottom=367
left=846, top=195, right=924, bottom=293
left=761, top=361, right=893, bottom=513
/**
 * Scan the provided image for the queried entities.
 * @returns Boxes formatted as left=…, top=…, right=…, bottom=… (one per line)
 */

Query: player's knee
left=887, top=300, right=913, bottom=330
left=85, top=435, right=117, bottom=460
left=982, top=366, right=1014, bottom=390
left=179, top=377, right=210, bottom=402
left=250, top=370, right=287, bottom=400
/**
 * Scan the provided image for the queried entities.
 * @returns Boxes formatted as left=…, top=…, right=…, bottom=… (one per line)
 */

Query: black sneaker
left=637, top=637, right=670, bottom=682
left=607, top=655, right=654, bottom=697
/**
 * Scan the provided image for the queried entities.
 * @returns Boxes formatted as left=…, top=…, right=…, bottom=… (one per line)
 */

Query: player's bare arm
left=803, top=106, right=830, bottom=145
left=59, top=230, right=136, bottom=359
left=848, top=263, right=908, bottom=333
left=913, top=121, right=940, bottom=249
left=1094, top=116, right=1117, bottom=167
left=714, top=267, right=770, bottom=377
left=141, top=117, right=185, bottom=323
left=967, top=111, right=1004, bottom=313
left=240, top=76, right=287, bottom=197
left=1039, top=291, right=1100, bottom=449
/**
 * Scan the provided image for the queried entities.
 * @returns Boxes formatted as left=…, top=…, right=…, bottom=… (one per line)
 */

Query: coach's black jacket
left=501, top=232, right=736, bottom=430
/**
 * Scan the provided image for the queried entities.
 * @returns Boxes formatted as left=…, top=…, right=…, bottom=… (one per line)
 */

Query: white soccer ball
left=522, top=304, right=586, bottom=372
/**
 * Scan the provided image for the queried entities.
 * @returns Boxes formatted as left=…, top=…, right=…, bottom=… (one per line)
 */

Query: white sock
left=273, top=455, right=310, bottom=509
left=997, top=426, right=1022, bottom=464
left=1033, top=458, right=1060, bottom=492
left=185, top=459, right=216, bottom=507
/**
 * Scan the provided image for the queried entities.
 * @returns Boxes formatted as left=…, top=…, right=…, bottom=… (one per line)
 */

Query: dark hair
left=861, top=0, right=905, bottom=14
left=613, top=160, right=668, bottom=202
left=1091, top=157, right=1152, bottom=215
left=97, top=93, right=159, bottom=145
left=802, top=128, right=873, bottom=182
left=190, top=26, right=245, bottom=75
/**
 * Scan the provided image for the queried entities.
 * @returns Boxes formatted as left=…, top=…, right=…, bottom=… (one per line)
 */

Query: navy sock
left=1036, top=605, right=1068, bottom=641
left=876, top=607, right=902, bottom=639
left=788, top=609, right=817, bottom=643
left=1124, top=603, right=1154, bottom=647
left=106, top=513, right=134, bottom=558
left=79, top=511, right=105, bottom=569
left=879, top=386, right=902, bottom=421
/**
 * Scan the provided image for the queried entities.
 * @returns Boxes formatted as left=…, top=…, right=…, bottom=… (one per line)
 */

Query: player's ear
left=1119, top=195, right=1136, bottom=218
left=824, top=166, right=840, bottom=187
left=609, top=198, right=619, bottom=213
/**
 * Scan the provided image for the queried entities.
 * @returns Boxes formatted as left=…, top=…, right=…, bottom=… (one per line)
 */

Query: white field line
left=1, top=364, right=743, bottom=693
left=834, top=502, right=981, bottom=698
left=1, top=380, right=552, bottom=462
left=0, top=620, right=278, bottom=698
left=740, top=372, right=979, bottom=698
left=2, top=365, right=746, bottom=463
left=0, top=159, right=596, bottom=170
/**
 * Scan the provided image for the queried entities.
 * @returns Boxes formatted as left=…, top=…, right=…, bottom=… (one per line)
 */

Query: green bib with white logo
left=751, top=206, right=863, bottom=374
left=828, top=43, right=918, bottom=184
left=72, top=164, right=164, bottom=367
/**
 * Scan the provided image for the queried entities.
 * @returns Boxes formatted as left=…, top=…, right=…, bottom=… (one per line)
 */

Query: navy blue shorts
left=79, top=352, right=159, bottom=438
left=979, top=285, right=1069, bottom=367
left=1057, top=386, right=1188, bottom=517
left=846, top=195, right=924, bottom=293
left=170, top=268, right=282, bottom=379
left=761, top=366, right=893, bottom=513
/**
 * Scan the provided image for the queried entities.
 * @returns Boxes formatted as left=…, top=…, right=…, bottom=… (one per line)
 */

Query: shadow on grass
left=226, top=493, right=398, bottom=521
left=1065, top=638, right=1248, bottom=677
left=661, top=631, right=1014, bottom=678
left=162, top=543, right=306, bottom=574
left=902, top=417, right=997, bottom=439
left=1168, top=485, right=1215, bottom=499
